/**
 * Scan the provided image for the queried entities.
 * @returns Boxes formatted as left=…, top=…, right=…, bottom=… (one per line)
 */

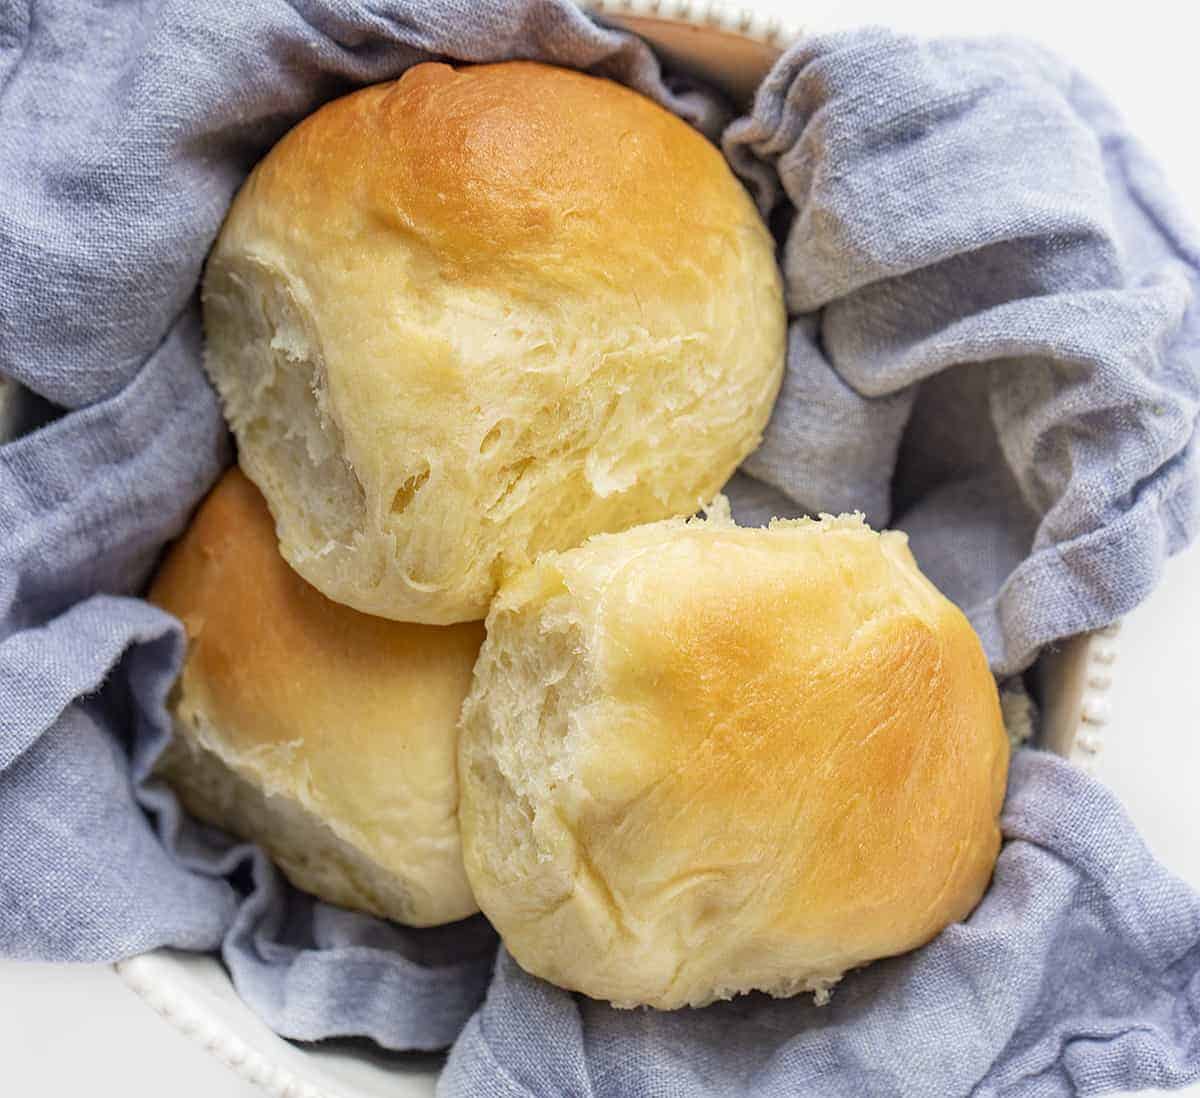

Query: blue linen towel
left=1, top=1, right=1197, bottom=1093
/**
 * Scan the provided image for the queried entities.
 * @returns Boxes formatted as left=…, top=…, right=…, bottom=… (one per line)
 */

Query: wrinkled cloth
left=1, top=1, right=1198, bottom=1094
left=444, top=752, right=1200, bottom=1098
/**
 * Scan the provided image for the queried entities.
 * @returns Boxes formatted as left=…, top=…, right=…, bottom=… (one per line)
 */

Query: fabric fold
left=440, top=752, right=1200, bottom=1098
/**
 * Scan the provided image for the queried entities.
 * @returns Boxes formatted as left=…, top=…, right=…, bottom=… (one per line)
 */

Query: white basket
left=0, top=3, right=1118, bottom=1094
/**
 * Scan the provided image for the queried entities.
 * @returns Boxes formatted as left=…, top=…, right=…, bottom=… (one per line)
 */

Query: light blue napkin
left=1, top=2, right=1197, bottom=1093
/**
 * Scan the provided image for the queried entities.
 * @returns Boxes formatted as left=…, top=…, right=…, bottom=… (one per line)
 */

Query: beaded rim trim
left=116, top=955, right=337, bottom=1098
left=1071, top=623, right=1119, bottom=769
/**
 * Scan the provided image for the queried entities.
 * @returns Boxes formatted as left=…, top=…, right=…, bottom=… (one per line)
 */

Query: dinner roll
left=202, top=61, right=785, bottom=625
left=150, top=468, right=483, bottom=926
left=458, top=506, right=1009, bottom=1008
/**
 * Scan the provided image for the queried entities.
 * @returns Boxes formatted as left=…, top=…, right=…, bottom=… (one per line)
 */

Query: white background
left=1, top=1, right=1197, bottom=1094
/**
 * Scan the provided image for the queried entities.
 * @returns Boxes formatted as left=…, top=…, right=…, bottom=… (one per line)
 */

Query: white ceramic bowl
left=0, top=4, right=1120, bottom=1094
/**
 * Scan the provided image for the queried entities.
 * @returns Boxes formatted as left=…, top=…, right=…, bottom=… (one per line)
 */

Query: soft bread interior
left=459, top=567, right=592, bottom=921
left=203, top=256, right=369, bottom=565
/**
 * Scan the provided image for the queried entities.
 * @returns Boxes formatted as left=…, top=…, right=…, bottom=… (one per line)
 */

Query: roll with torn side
left=458, top=505, right=1010, bottom=1008
left=150, top=468, right=483, bottom=927
left=202, top=60, right=785, bottom=625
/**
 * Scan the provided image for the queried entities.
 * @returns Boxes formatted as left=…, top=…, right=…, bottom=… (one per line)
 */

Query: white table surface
left=2, top=1, right=1197, bottom=1094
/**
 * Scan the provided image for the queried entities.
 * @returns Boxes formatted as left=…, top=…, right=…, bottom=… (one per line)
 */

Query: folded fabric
left=724, top=31, right=1199, bottom=675
left=443, top=751, right=1200, bottom=1097
left=1, top=2, right=1198, bottom=1095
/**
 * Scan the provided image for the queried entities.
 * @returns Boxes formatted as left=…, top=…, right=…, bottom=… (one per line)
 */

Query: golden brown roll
left=201, top=60, right=785, bottom=625
left=458, top=506, right=1009, bottom=1007
left=150, top=468, right=483, bottom=926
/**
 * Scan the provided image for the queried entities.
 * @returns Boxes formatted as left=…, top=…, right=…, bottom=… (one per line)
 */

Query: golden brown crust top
left=228, top=61, right=758, bottom=290
left=592, top=532, right=1007, bottom=954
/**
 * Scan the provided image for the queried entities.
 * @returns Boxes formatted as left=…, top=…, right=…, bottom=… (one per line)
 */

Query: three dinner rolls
left=181, top=61, right=1009, bottom=1002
